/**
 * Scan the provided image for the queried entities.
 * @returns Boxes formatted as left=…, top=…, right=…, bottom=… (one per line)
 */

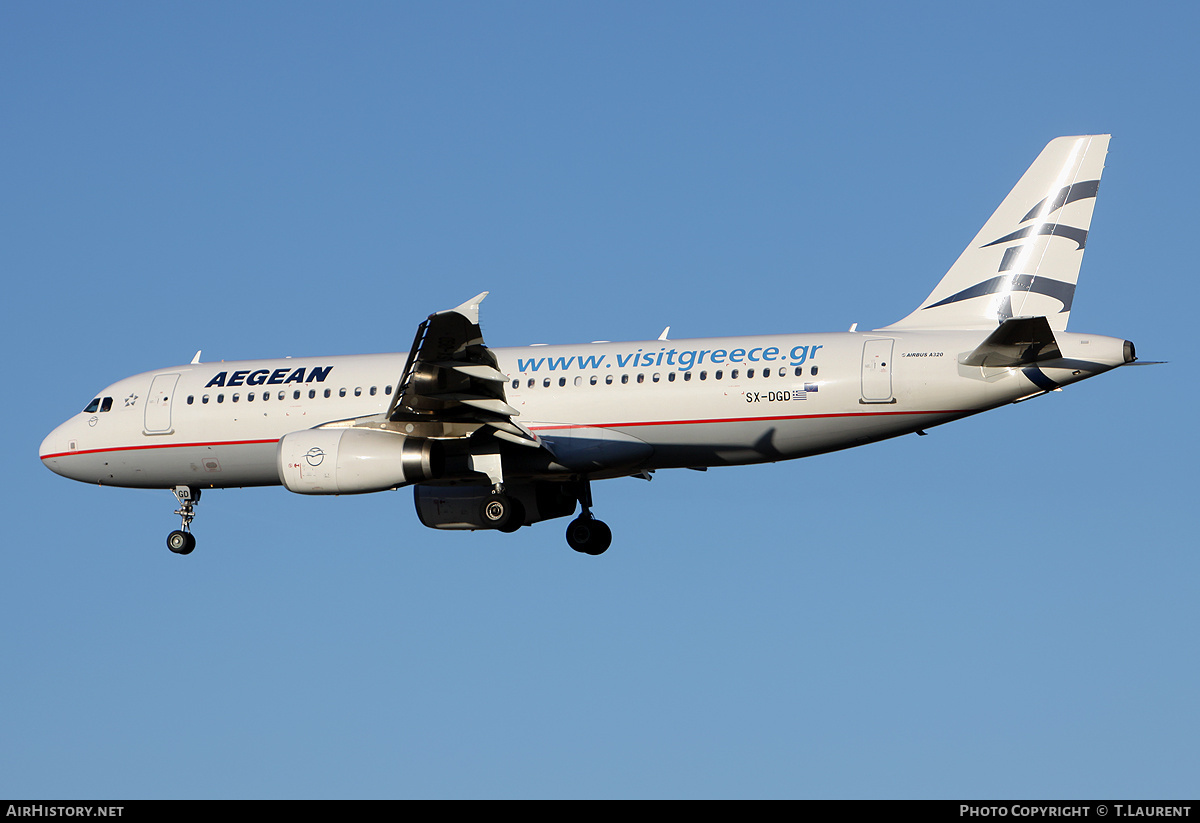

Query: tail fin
left=884, top=135, right=1110, bottom=331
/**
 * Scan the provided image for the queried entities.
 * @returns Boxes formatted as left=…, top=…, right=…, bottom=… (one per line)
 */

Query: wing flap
left=441, top=363, right=509, bottom=382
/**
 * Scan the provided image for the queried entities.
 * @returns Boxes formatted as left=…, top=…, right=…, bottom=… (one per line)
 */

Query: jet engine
left=278, top=428, right=441, bottom=494
left=414, top=481, right=577, bottom=530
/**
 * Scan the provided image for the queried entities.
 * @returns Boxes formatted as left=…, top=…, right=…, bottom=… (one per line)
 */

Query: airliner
left=40, top=135, right=1145, bottom=556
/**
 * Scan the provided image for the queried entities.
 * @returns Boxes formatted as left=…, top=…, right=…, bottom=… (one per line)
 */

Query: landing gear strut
left=565, top=479, right=611, bottom=555
left=167, top=485, right=200, bottom=555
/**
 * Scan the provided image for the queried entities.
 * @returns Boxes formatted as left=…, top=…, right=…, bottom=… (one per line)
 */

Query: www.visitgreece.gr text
left=516, top=343, right=823, bottom=374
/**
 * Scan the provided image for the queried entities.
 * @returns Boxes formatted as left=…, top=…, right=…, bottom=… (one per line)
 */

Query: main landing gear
left=166, top=485, right=200, bottom=555
left=479, top=479, right=613, bottom=555
left=565, top=480, right=611, bottom=556
left=566, top=513, right=611, bottom=556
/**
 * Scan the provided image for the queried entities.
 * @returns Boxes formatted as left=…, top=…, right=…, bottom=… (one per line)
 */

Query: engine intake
left=278, top=428, right=441, bottom=494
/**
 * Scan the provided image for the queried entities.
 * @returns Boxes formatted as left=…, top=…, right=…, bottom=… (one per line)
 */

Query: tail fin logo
left=1019, top=179, right=1099, bottom=224
left=922, top=178, right=1100, bottom=318
left=982, top=223, right=1088, bottom=251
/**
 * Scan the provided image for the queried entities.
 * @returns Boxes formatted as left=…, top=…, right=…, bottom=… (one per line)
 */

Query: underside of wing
left=386, top=292, right=542, bottom=448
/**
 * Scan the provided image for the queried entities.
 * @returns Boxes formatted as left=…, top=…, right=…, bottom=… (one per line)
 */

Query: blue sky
left=2, top=1, right=1196, bottom=799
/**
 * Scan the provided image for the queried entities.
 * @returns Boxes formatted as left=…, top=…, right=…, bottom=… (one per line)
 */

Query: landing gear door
left=145, top=373, right=180, bottom=434
left=861, top=339, right=895, bottom=403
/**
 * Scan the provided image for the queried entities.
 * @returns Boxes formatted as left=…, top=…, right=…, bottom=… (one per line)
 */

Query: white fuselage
left=38, top=328, right=1129, bottom=490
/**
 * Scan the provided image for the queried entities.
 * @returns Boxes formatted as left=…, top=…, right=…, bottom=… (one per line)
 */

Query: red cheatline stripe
left=528, top=409, right=971, bottom=431
left=40, top=438, right=281, bottom=461
left=41, top=409, right=973, bottom=461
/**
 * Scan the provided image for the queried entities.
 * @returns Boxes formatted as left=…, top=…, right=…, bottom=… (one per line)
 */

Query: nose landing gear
left=167, top=486, right=200, bottom=555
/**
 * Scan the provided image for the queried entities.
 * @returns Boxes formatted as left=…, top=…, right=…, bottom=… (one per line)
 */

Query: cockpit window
left=100, top=397, right=113, bottom=413
left=84, top=398, right=100, bottom=413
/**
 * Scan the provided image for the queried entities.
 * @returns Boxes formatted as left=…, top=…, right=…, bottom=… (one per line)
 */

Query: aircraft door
left=144, top=373, right=180, bottom=434
left=861, top=339, right=894, bottom=403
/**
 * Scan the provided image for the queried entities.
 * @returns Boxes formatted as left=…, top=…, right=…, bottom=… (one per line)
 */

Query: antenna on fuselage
left=658, top=327, right=670, bottom=341
left=190, top=350, right=202, bottom=364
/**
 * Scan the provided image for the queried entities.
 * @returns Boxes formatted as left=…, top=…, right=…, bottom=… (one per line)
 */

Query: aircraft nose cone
left=39, top=421, right=73, bottom=477
left=39, top=428, right=56, bottom=460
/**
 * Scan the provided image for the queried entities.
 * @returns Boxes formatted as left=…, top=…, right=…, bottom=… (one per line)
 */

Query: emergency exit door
left=144, top=373, right=179, bottom=434
left=861, top=339, right=894, bottom=403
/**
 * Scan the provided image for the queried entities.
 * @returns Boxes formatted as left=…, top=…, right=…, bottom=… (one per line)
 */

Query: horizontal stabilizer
left=960, top=316, right=1061, bottom=367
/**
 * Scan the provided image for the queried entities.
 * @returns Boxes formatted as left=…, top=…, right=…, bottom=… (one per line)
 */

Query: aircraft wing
left=387, top=292, right=541, bottom=448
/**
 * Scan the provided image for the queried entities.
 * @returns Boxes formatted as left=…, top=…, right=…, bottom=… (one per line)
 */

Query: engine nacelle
left=414, top=481, right=577, bottom=530
left=278, top=428, right=440, bottom=494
